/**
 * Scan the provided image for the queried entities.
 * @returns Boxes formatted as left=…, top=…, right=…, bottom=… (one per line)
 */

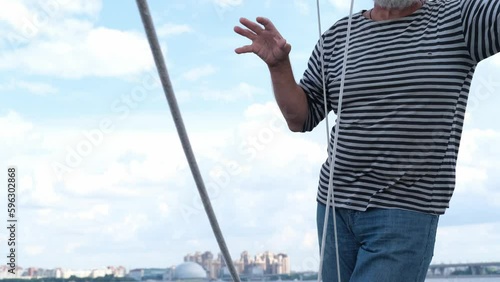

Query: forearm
left=269, top=58, right=308, bottom=132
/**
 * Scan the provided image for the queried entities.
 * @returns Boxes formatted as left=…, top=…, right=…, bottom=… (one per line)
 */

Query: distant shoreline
left=426, top=274, right=500, bottom=279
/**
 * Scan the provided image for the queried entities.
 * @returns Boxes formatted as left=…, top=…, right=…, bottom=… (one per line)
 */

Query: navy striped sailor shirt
left=299, top=0, right=499, bottom=214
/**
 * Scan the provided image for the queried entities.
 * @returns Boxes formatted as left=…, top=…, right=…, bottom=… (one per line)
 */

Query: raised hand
left=234, top=17, right=292, bottom=68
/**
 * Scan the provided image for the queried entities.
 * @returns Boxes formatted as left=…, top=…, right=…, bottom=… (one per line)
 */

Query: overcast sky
left=1, top=0, right=499, bottom=272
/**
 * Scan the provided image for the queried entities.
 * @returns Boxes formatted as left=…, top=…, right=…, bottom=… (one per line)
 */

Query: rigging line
left=316, top=0, right=356, bottom=281
left=135, top=1, right=241, bottom=282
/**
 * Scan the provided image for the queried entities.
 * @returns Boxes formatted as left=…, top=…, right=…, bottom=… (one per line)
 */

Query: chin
left=374, top=0, right=419, bottom=9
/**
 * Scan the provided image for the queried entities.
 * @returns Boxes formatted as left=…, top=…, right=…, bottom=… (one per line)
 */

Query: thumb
left=276, top=37, right=288, bottom=49
left=277, top=38, right=291, bottom=53
left=283, top=43, right=292, bottom=54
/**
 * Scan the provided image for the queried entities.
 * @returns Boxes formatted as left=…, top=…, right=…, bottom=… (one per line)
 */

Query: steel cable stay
left=316, top=0, right=356, bottom=281
left=135, top=1, right=241, bottom=281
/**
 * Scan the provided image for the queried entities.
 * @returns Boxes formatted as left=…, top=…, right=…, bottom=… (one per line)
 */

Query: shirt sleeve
left=298, top=39, right=334, bottom=132
left=461, top=0, right=500, bottom=63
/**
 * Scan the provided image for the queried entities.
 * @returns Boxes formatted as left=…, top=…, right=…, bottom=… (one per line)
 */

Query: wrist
left=268, top=56, right=291, bottom=69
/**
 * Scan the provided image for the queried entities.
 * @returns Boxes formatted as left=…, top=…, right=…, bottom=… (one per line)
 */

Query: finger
left=256, top=17, right=276, bottom=31
left=234, top=26, right=257, bottom=40
left=275, top=37, right=287, bottom=49
left=235, top=45, right=254, bottom=54
left=239, top=17, right=264, bottom=35
left=283, top=43, right=292, bottom=54
left=274, top=37, right=291, bottom=53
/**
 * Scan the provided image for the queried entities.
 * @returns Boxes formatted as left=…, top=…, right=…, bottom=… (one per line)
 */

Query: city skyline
left=2, top=251, right=500, bottom=275
left=0, top=249, right=291, bottom=279
left=2, top=260, right=499, bottom=280
left=183, top=250, right=290, bottom=279
left=0, top=249, right=291, bottom=273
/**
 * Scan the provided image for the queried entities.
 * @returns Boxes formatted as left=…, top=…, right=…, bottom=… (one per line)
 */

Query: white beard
left=374, top=0, right=419, bottom=9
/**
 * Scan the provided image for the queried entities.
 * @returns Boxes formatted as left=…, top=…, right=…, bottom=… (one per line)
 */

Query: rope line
left=135, top=1, right=241, bottom=281
left=316, top=0, right=356, bottom=281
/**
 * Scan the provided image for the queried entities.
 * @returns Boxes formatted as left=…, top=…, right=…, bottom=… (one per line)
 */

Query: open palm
left=234, top=17, right=291, bottom=67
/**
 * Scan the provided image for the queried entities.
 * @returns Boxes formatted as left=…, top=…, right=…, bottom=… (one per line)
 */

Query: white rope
left=316, top=0, right=356, bottom=281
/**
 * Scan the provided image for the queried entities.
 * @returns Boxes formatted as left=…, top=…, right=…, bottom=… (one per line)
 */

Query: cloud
left=0, top=0, right=32, bottom=34
left=104, top=214, right=151, bottom=242
left=449, top=127, right=500, bottom=219
left=0, top=27, right=154, bottom=78
left=52, top=0, right=102, bottom=15
left=157, top=23, right=193, bottom=37
left=2, top=103, right=324, bottom=266
left=328, top=0, right=351, bottom=10
left=4, top=103, right=500, bottom=268
left=182, top=65, right=217, bottom=81
left=177, top=82, right=266, bottom=102
left=433, top=222, right=500, bottom=263
left=0, top=79, right=58, bottom=95
left=493, top=53, right=500, bottom=65
left=0, top=0, right=102, bottom=44
left=201, top=82, right=265, bottom=101
left=456, top=128, right=500, bottom=192
left=76, top=204, right=110, bottom=220
left=0, top=110, right=33, bottom=139
left=0, top=0, right=155, bottom=79
left=294, top=0, right=311, bottom=15
left=25, top=245, right=46, bottom=256
left=158, top=202, right=170, bottom=218
left=212, top=0, right=244, bottom=19
left=64, top=242, right=84, bottom=254
left=213, top=0, right=244, bottom=8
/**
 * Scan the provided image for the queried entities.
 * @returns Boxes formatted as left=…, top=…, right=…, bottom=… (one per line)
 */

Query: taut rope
left=135, top=1, right=241, bottom=281
left=316, top=0, right=356, bottom=281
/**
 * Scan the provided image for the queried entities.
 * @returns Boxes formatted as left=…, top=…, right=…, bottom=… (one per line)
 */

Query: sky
left=0, top=0, right=499, bottom=272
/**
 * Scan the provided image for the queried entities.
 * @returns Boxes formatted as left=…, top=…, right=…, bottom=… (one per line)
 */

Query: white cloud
left=213, top=0, right=244, bottom=8
left=52, top=0, right=102, bottom=15
left=157, top=23, right=193, bottom=37
left=0, top=79, right=58, bottom=95
left=302, top=231, right=317, bottom=249
left=454, top=128, right=500, bottom=204
left=328, top=0, right=351, bottom=10
left=25, top=245, right=46, bottom=256
left=0, top=0, right=154, bottom=79
left=0, top=0, right=32, bottom=34
left=0, top=27, right=154, bottom=78
left=492, top=53, right=500, bottom=65
left=4, top=103, right=499, bottom=268
left=64, top=242, right=84, bottom=254
left=455, top=165, right=488, bottom=193
left=457, top=128, right=500, bottom=173
left=3, top=103, right=323, bottom=264
left=0, top=110, right=33, bottom=139
left=182, top=65, right=217, bottom=81
left=76, top=204, right=109, bottom=220
left=201, top=82, right=265, bottom=101
left=0, top=0, right=102, bottom=44
left=104, top=214, right=150, bottom=242
left=294, top=0, right=311, bottom=15
left=159, top=202, right=170, bottom=218
left=433, top=222, right=500, bottom=263
left=31, top=164, right=62, bottom=205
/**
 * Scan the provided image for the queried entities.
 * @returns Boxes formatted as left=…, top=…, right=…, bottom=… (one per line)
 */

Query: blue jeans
left=317, top=203, right=439, bottom=282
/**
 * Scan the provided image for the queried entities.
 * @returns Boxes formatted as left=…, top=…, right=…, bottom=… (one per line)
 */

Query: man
left=234, top=0, right=499, bottom=281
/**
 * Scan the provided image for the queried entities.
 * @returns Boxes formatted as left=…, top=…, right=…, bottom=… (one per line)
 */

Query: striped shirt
left=299, top=0, right=499, bottom=214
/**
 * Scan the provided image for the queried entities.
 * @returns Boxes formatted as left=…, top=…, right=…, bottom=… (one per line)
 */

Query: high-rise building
left=185, top=250, right=290, bottom=278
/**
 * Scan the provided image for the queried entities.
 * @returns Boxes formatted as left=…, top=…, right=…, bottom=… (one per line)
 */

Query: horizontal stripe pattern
left=299, top=0, right=499, bottom=215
